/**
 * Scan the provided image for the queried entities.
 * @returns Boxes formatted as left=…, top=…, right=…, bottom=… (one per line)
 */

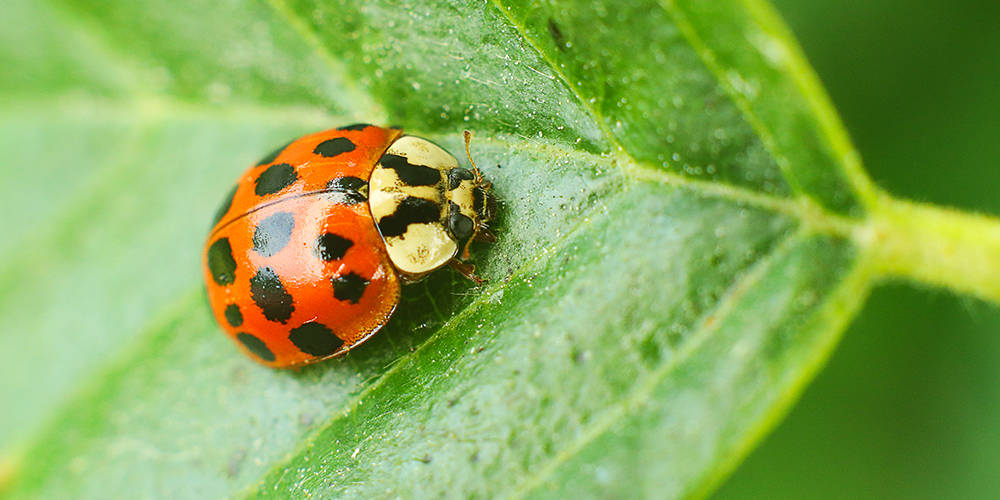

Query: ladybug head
left=445, top=131, right=498, bottom=260
left=462, top=130, right=496, bottom=226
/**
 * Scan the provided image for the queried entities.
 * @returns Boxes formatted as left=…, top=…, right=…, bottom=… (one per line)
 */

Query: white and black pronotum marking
left=369, top=136, right=491, bottom=279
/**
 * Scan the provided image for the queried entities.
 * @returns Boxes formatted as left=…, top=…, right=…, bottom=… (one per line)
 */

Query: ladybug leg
left=474, top=227, right=497, bottom=243
left=449, top=260, right=485, bottom=285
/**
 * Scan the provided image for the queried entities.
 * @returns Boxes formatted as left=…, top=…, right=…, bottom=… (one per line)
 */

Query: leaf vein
left=657, top=0, right=803, bottom=195
left=685, top=246, right=876, bottom=498
left=506, top=228, right=811, bottom=499
left=737, top=0, right=878, bottom=205
left=38, top=0, right=144, bottom=94
left=485, top=0, right=630, bottom=160
left=458, top=134, right=860, bottom=238
left=263, top=0, right=387, bottom=122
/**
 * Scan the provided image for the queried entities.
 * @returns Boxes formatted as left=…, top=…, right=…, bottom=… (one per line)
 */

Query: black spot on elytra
left=207, top=238, right=237, bottom=286
left=224, top=304, right=243, bottom=327
left=250, top=267, right=294, bottom=323
left=548, top=18, right=567, bottom=51
left=448, top=201, right=474, bottom=241
left=337, top=123, right=372, bottom=131
left=328, top=176, right=367, bottom=192
left=326, top=176, right=367, bottom=204
left=315, top=233, right=353, bottom=261
left=377, top=197, right=441, bottom=238
left=447, top=168, right=474, bottom=190
left=289, top=321, right=343, bottom=356
left=379, top=153, right=441, bottom=186
left=314, top=137, right=356, bottom=157
left=252, top=211, right=295, bottom=257
left=237, top=332, right=275, bottom=362
left=212, top=184, right=238, bottom=226
left=332, top=272, right=369, bottom=304
left=256, top=139, right=294, bottom=166
left=255, top=163, right=298, bottom=196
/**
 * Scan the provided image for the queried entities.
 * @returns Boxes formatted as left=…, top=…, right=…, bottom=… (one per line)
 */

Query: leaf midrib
left=470, top=134, right=860, bottom=237
left=0, top=91, right=861, bottom=286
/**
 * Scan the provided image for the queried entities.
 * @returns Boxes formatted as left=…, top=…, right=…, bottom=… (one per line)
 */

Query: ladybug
left=203, top=125, right=495, bottom=367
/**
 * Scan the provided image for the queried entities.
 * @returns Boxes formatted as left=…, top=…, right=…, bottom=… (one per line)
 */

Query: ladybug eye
left=447, top=168, right=475, bottom=190
left=448, top=201, right=475, bottom=241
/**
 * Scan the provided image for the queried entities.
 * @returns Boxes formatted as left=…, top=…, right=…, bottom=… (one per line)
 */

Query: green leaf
left=3, top=0, right=1000, bottom=498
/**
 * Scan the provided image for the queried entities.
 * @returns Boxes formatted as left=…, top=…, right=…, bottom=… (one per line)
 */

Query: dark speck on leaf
left=299, top=413, right=316, bottom=428
left=227, top=449, right=247, bottom=479
left=548, top=18, right=567, bottom=51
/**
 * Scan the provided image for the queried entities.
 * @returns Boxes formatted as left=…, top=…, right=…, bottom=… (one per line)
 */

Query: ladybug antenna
left=463, top=130, right=484, bottom=183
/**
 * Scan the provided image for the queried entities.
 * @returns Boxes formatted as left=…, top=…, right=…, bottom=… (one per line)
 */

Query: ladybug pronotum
left=203, top=125, right=495, bottom=367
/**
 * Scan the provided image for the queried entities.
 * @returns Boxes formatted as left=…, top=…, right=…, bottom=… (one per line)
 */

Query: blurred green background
left=717, top=0, right=1000, bottom=498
